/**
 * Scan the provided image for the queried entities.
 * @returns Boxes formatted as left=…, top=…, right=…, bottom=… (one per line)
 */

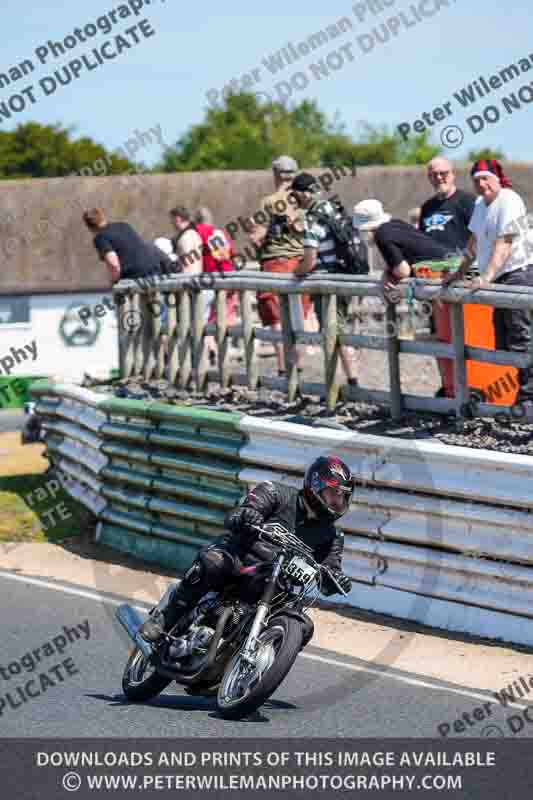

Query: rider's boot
left=138, top=563, right=209, bottom=645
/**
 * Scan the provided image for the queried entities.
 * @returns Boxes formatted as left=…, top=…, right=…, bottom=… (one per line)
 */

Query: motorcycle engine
left=168, top=625, right=215, bottom=668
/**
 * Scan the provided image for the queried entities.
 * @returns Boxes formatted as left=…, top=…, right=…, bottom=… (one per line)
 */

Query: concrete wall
left=1, top=163, right=532, bottom=294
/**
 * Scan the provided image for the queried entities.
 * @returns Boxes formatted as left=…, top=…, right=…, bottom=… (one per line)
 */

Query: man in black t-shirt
left=419, top=158, right=475, bottom=253
left=418, top=159, right=476, bottom=393
left=83, top=208, right=174, bottom=284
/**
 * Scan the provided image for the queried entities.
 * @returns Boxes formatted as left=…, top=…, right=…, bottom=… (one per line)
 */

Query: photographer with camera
left=248, top=156, right=312, bottom=376
left=292, top=172, right=360, bottom=388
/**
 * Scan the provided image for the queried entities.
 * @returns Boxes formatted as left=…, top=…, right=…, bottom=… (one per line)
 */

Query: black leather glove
left=229, top=507, right=264, bottom=537
left=322, top=570, right=352, bottom=597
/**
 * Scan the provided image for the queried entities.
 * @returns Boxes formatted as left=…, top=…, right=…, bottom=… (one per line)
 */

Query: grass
left=0, top=474, right=94, bottom=543
left=0, top=434, right=93, bottom=544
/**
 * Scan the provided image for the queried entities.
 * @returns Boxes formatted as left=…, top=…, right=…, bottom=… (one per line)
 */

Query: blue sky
left=1, top=0, right=532, bottom=166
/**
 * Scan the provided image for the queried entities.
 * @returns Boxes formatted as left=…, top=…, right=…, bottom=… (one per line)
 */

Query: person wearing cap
left=248, top=156, right=311, bottom=376
left=352, top=199, right=450, bottom=293
left=443, top=160, right=533, bottom=405
left=292, top=172, right=359, bottom=387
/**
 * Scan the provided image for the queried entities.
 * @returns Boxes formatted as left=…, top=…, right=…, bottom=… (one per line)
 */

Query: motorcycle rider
left=139, top=455, right=355, bottom=647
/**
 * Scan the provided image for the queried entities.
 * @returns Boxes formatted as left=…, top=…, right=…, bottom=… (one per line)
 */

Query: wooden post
left=118, top=292, right=134, bottom=378
left=177, top=289, right=192, bottom=389
left=323, top=294, right=340, bottom=411
left=166, top=290, right=179, bottom=385
left=279, top=293, right=298, bottom=401
left=241, top=289, right=259, bottom=390
left=132, top=291, right=145, bottom=378
left=152, top=291, right=166, bottom=379
left=450, top=303, right=468, bottom=417
left=143, top=292, right=158, bottom=381
left=192, top=289, right=208, bottom=392
left=215, top=289, right=230, bottom=388
left=386, top=301, right=402, bottom=420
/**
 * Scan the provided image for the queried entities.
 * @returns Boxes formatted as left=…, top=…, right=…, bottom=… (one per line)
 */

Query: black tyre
left=216, top=615, right=303, bottom=720
left=122, top=647, right=172, bottom=702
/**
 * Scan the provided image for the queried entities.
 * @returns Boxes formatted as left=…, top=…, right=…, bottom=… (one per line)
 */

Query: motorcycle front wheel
left=122, top=647, right=172, bottom=702
left=216, top=615, right=303, bottom=720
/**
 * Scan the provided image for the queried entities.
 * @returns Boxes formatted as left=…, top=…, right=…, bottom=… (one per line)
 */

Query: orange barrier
left=414, top=264, right=519, bottom=404
left=432, top=303, right=518, bottom=403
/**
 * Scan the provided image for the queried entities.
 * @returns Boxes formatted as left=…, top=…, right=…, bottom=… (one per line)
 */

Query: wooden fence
left=113, top=271, right=533, bottom=420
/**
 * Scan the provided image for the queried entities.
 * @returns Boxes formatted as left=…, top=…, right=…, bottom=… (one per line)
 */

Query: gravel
left=92, top=366, right=533, bottom=458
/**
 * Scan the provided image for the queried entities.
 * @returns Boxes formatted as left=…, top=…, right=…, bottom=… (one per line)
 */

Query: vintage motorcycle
left=116, top=523, right=351, bottom=720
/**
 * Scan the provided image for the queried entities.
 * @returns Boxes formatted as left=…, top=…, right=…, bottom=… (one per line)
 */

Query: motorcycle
left=116, top=523, right=351, bottom=720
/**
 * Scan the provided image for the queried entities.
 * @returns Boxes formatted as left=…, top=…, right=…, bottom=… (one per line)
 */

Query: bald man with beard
left=418, top=158, right=476, bottom=397
left=419, top=157, right=475, bottom=254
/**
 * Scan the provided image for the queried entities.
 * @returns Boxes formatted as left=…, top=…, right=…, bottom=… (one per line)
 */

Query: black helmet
left=303, top=455, right=355, bottom=521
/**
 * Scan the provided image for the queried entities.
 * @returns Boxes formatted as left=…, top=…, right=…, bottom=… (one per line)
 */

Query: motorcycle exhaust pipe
left=116, top=604, right=153, bottom=660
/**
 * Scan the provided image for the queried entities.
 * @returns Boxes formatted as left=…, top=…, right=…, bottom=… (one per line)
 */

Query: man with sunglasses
left=419, top=158, right=475, bottom=254
left=418, top=158, right=476, bottom=396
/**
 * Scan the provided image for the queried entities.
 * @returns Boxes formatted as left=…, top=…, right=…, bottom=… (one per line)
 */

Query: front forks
left=240, top=556, right=284, bottom=666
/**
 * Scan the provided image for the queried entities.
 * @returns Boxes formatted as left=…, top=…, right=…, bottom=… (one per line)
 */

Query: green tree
left=467, top=147, right=506, bottom=162
left=158, top=94, right=442, bottom=171
left=0, top=122, right=136, bottom=179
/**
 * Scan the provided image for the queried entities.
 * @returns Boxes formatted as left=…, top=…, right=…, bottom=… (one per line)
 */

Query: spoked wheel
left=216, top=616, right=303, bottom=720
left=122, top=647, right=172, bottom=701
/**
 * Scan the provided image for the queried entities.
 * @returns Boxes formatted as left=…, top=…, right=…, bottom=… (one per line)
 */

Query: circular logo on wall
left=59, top=304, right=101, bottom=347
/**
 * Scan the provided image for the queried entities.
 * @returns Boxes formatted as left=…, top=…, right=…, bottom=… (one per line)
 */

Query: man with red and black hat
left=443, top=159, right=533, bottom=404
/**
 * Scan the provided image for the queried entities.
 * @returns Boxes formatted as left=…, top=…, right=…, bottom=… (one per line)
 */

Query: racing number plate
left=285, top=556, right=316, bottom=585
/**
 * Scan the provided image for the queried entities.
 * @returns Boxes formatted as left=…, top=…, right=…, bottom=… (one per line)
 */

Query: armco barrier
left=31, top=381, right=533, bottom=646
left=30, top=380, right=245, bottom=569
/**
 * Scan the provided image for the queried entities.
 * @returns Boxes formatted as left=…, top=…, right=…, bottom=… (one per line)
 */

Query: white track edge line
left=0, top=569, right=525, bottom=712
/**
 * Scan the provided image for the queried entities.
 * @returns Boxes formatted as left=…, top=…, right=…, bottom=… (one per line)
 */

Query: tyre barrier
left=30, top=380, right=245, bottom=570
left=30, top=380, right=533, bottom=646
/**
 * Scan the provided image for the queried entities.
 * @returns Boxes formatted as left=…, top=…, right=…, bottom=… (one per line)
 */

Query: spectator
left=419, top=158, right=476, bottom=253
left=169, top=206, right=204, bottom=275
left=193, top=206, right=239, bottom=367
left=419, top=158, right=476, bottom=396
left=352, top=199, right=451, bottom=294
left=194, top=207, right=215, bottom=226
left=153, top=236, right=179, bottom=264
left=248, top=155, right=312, bottom=377
left=292, top=172, right=358, bottom=388
left=443, top=160, right=533, bottom=406
left=83, top=208, right=173, bottom=285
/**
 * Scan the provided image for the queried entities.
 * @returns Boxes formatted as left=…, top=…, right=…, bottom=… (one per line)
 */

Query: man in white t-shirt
left=443, top=159, right=533, bottom=403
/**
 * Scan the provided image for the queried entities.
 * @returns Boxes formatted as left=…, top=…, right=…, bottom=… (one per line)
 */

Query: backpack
left=312, top=198, right=369, bottom=275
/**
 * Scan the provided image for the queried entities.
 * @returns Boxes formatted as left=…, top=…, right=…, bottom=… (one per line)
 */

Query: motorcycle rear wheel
left=216, top=616, right=303, bottom=720
left=122, top=647, right=172, bottom=701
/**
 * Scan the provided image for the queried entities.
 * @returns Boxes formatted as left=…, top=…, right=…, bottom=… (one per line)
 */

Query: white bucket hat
left=353, top=199, right=391, bottom=231
left=154, top=237, right=178, bottom=262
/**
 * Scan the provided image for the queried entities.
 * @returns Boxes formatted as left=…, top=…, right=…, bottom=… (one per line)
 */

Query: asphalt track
left=1, top=570, right=531, bottom=741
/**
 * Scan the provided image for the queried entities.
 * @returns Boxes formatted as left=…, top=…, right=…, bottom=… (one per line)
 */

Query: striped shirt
left=303, top=199, right=337, bottom=270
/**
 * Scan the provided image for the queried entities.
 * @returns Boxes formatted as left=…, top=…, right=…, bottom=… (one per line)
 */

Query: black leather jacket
left=224, top=481, right=344, bottom=571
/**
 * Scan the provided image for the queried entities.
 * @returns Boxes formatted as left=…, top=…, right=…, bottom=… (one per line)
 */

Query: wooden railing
left=113, top=271, right=533, bottom=420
